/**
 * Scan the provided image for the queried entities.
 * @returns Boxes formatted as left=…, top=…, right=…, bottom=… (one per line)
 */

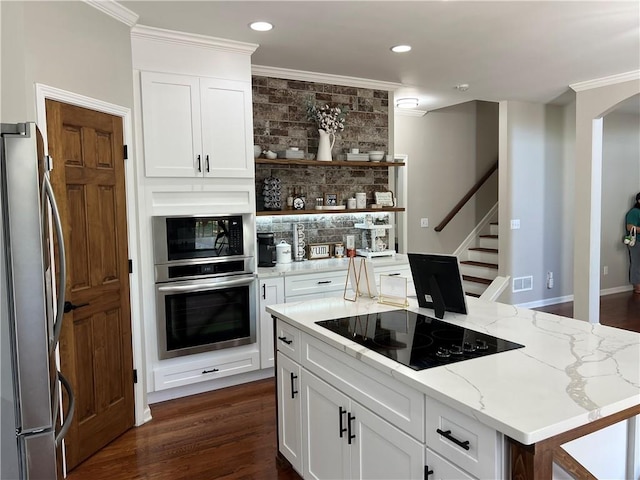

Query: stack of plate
left=277, top=149, right=305, bottom=159
left=346, top=153, right=370, bottom=161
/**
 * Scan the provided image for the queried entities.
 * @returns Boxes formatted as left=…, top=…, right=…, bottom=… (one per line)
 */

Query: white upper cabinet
left=141, top=71, right=254, bottom=179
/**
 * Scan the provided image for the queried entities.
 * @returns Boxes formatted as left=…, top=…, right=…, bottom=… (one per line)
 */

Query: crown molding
left=394, top=108, right=428, bottom=117
left=131, top=25, right=259, bottom=55
left=83, top=0, right=139, bottom=27
left=570, top=70, right=640, bottom=92
left=252, top=65, right=402, bottom=92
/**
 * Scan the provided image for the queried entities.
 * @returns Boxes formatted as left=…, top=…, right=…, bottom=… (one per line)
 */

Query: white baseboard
left=146, top=368, right=275, bottom=405
left=516, top=285, right=633, bottom=310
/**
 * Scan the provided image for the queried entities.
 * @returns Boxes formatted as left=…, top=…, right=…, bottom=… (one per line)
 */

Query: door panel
left=46, top=99, right=134, bottom=470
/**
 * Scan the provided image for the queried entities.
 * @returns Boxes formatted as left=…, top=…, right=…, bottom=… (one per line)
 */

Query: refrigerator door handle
left=55, top=371, right=75, bottom=447
left=42, top=173, right=66, bottom=346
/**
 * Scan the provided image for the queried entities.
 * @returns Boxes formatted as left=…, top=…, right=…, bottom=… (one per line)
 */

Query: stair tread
left=463, top=275, right=493, bottom=285
left=466, top=292, right=481, bottom=298
left=468, top=247, right=498, bottom=253
left=461, top=260, right=498, bottom=269
left=479, top=234, right=498, bottom=239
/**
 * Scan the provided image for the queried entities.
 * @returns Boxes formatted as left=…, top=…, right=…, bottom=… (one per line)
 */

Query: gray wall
left=498, top=101, right=570, bottom=305
left=395, top=101, right=498, bottom=254
left=601, top=106, right=640, bottom=290
left=1, top=1, right=134, bottom=122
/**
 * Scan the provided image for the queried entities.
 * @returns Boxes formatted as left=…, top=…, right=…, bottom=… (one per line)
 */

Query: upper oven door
left=153, top=214, right=247, bottom=263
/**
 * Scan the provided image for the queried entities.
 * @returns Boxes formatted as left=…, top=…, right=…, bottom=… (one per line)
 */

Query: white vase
left=316, top=129, right=335, bottom=161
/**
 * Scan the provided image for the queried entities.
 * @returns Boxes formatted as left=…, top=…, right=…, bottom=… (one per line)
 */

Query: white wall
left=1, top=1, right=134, bottom=122
left=395, top=101, right=498, bottom=255
left=601, top=107, right=640, bottom=291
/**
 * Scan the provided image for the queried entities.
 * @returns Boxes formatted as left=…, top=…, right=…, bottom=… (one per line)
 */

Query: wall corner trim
left=131, top=24, right=259, bottom=55
left=252, top=65, right=403, bottom=91
left=83, top=0, right=140, bottom=27
left=570, top=70, right=640, bottom=92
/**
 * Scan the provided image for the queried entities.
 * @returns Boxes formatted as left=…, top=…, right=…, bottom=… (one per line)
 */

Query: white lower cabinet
left=301, top=369, right=424, bottom=480
left=259, top=277, right=284, bottom=368
left=426, top=448, right=474, bottom=480
left=277, top=352, right=303, bottom=475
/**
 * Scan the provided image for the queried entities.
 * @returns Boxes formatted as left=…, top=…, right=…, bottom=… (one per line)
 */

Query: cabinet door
left=140, top=71, right=202, bottom=177
left=276, top=352, right=303, bottom=475
left=200, top=78, right=254, bottom=178
left=259, top=278, right=284, bottom=368
left=302, top=370, right=350, bottom=480
left=350, top=401, right=424, bottom=480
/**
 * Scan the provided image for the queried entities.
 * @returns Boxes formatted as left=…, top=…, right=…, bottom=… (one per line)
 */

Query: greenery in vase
left=305, top=96, right=348, bottom=134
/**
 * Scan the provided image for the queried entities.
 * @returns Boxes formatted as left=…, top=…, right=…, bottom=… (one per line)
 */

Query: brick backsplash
left=256, top=212, right=392, bottom=252
left=252, top=75, right=389, bottom=158
left=252, top=75, right=392, bottom=251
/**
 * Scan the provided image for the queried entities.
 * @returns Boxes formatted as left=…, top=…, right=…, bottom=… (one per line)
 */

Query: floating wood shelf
left=256, top=207, right=405, bottom=217
left=255, top=158, right=405, bottom=168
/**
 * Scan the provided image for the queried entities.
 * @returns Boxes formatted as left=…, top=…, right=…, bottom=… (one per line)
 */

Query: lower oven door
left=156, top=274, right=257, bottom=359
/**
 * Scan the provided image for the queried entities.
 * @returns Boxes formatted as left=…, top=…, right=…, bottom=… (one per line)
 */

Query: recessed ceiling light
left=396, top=98, right=419, bottom=109
left=250, top=21, right=273, bottom=32
left=455, top=84, right=470, bottom=91
left=391, top=45, right=412, bottom=53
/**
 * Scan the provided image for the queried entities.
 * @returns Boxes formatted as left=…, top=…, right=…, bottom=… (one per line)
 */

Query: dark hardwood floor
left=66, top=292, right=638, bottom=480
left=65, top=378, right=301, bottom=480
left=535, top=291, right=640, bottom=334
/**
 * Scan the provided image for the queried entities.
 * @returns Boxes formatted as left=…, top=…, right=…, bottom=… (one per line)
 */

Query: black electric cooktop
left=316, top=309, right=524, bottom=371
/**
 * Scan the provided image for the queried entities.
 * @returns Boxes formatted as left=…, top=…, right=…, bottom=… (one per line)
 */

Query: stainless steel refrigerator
left=1, top=122, right=74, bottom=479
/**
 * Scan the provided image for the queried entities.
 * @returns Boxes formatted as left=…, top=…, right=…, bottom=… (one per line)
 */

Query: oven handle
left=157, top=275, right=255, bottom=293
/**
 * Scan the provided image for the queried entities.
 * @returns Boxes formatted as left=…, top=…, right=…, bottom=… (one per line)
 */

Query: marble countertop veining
left=257, top=253, right=410, bottom=278
left=266, top=296, right=640, bottom=445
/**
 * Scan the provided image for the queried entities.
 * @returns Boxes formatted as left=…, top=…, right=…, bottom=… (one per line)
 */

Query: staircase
left=460, top=222, right=499, bottom=297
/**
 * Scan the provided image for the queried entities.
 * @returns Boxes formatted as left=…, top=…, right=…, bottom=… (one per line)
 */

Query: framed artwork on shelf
left=374, top=191, right=394, bottom=207
left=324, top=193, right=338, bottom=206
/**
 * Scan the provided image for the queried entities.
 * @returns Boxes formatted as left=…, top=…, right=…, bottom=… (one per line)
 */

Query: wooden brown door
left=45, top=100, right=134, bottom=470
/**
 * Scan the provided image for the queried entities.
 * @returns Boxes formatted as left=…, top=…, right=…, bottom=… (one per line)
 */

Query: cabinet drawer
left=153, top=347, right=259, bottom=391
left=276, top=319, right=301, bottom=363
left=284, top=271, right=346, bottom=299
left=426, top=396, right=501, bottom=479
left=426, top=447, right=475, bottom=480
left=301, top=332, right=424, bottom=441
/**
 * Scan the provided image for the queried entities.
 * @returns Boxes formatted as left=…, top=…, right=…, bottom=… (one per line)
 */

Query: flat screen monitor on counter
left=408, top=253, right=468, bottom=319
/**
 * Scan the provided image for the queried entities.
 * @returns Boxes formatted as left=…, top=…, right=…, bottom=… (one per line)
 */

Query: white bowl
left=369, top=152, right=384, bottom=161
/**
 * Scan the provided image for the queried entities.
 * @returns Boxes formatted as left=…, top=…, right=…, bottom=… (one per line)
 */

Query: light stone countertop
left=257, top=253, right=410, bottom=278
left=266, top=295, right=640, bottom=445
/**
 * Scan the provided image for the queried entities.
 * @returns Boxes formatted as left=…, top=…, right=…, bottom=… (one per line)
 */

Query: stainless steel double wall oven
left=153, top=214, right=256, bottom=359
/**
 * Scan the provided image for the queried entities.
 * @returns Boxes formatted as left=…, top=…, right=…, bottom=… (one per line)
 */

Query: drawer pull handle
left=278, top=336, right=293, bottom=345
left=347, top=412, right=356, bottom=444
left=424, top=466, right=434, bottom=478
left=436, top=428, right=470, bottom=450
left=339, top=407, right=347, bottom=438
left=202, top=368, right=219, bottom=374
left=290, top=372, right=298, bottom=399
left=317, top=280, right=332, bottom=284
left=196, top=154, right=202, bottom=172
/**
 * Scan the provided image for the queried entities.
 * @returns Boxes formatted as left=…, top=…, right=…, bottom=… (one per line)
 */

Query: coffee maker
left=257, top=232, right=277, bottom=267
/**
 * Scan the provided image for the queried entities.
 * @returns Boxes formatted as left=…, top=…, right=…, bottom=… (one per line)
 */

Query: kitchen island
left=267, top=296, right=640, bottom=479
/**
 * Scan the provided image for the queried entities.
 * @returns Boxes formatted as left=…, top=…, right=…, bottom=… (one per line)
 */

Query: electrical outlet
left=420, top=218, right=429, bottom=228
left=546, top=271, right=554, bottom=289
left=603, top=266, right=608, bottom=275
left=510, top=219, right=520, bottom=230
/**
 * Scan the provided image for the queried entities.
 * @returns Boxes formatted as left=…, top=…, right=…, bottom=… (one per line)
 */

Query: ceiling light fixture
left=455, top=84, right=470, bottom=92
left=250, top=21, right=273, bottom=32
left=396, top=98, right=419, bottom=109
left=390, top=45, right=412, bottom=53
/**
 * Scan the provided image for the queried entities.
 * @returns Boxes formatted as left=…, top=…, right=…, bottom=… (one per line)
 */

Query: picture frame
left=324, top=193, right=338, bottom=206
left=374, top=191, right=394, bottom=207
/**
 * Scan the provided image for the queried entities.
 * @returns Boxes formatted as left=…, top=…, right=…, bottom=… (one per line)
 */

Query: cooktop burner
left=316, top=309, right=524, bottom=370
